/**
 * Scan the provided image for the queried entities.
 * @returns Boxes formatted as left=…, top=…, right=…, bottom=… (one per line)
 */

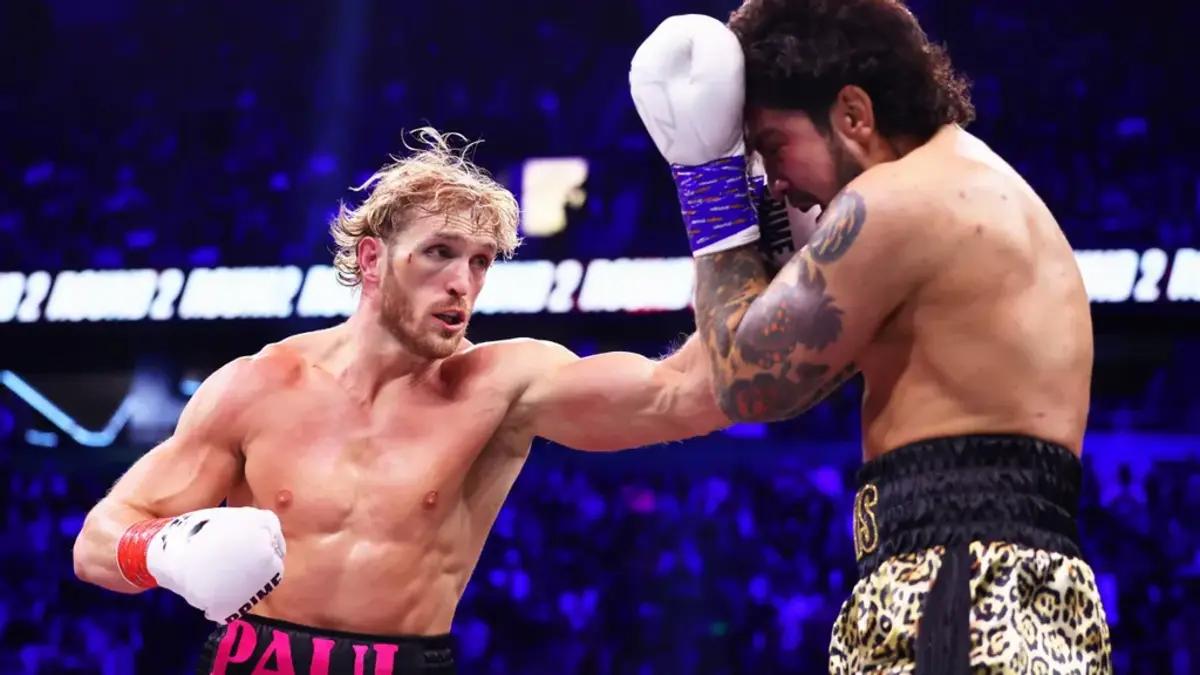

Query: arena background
left=1, top=0, right=1198, bottom=672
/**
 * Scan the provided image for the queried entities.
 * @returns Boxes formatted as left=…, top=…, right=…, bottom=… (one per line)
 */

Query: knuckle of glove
left=155, top=507, right=285, bottom=623
left=191, top=515, right=280, bottom=575
left=190, top=538, right=283, bottom=623
left=630, top=26, right=745, bottom=165
left=254, top=510, right=286, bottom=558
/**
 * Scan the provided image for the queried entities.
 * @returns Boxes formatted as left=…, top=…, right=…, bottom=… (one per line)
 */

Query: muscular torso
left=226, top=339, right=534, bottom=635
left=859, top=128, right=1093, bottom=458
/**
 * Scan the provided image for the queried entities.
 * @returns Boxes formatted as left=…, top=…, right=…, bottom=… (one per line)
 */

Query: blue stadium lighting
left=179, top=378, right=202, bottom=397
left=24, top=429, right=59, bottom=447
left=0, top=370, right=133, bottom=447
left=723, top=422, right=768, bottom=439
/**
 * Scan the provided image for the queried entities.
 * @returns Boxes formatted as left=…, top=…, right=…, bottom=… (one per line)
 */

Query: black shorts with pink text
left=197, top=614, right=456, bottom=675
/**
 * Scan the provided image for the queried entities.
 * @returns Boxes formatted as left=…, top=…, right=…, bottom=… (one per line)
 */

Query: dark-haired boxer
left=631, top=4, right=1112, bottom=673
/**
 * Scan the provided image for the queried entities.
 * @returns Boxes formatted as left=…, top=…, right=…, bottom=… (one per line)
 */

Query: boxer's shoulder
left=189, top=344, right=308, bottom=415
left=824, top=164, right=951, bottom=268
left=175, top=355, right=282, bottom=437
left=455, top=337, right=576, bottom=383
left=242, top=329, right=350, bottom=390
left=835, top=143, right=1019, bottom=260
left=897, top=128, right=1031, bottom=212
left=445, top=338, right=576, bottom=408
left=243, top=342, right=309, bottom=387
left=852, top=151, right=956, bottom=216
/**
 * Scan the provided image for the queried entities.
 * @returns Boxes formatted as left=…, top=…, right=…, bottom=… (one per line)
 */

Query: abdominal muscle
left=249, top=514, right=479, bottom=636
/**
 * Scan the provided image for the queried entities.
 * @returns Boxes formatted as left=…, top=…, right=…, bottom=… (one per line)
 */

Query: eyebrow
left=750, top=128, right=783, bottom=152
left=427, top=231, right=497, bottom=254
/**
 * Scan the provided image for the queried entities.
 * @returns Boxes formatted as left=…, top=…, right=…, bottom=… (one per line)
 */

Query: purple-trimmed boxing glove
left=629, top=15, right=761, bottom=257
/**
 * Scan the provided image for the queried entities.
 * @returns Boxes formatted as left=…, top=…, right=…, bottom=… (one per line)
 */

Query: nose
left=769, top=177, right=790, bottom=202
left=444, top=260, right=469, bottom=298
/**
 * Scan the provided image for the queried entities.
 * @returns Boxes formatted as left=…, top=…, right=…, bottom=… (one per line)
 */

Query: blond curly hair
left=328, top=127, right=521, bottom=286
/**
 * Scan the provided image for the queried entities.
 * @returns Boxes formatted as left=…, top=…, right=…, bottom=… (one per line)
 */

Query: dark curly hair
left=728, top=0, right=974, bottom=141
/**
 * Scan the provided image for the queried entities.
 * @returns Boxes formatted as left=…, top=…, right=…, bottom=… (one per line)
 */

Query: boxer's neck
left=325, top=308, right=438, bottom=404
left=864, top=130, right=928, bottom=168
left=881, top=125, right=954, bottom=164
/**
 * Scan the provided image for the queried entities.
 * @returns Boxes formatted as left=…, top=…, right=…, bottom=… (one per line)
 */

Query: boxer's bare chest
left=229, top=364, right=518, bottom=536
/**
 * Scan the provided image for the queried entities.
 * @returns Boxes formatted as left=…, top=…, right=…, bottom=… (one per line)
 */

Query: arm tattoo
left=809, top=191, right=866, bottom=263
left=693, top=191, right=867, bottom=421
left=739, top=257, right=842, bottom=366
left=722, top=362, right=828, bottom=421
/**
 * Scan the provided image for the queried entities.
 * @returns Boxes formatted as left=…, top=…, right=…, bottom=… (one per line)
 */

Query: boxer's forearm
left=73, top=499, right=155, bottom=594
left=656, top=333, right=731, bottom=428
left=694, top=245, right=855, bottom=422
left=694, top=246, right=783, bottom=419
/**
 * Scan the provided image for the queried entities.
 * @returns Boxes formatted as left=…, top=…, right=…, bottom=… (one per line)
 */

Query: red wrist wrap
left=116, top=517, right=172, bottom=589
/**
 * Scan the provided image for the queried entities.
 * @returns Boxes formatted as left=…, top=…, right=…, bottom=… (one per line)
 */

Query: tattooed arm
left=694, top=187, right=924, bottom=422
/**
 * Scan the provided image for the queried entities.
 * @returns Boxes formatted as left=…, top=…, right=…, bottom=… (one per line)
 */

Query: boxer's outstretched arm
left=514, top=335, right=729, bottom=451
left=73, top=359, right=248, bottom=593
left=693, top=186, right=928, bottom=422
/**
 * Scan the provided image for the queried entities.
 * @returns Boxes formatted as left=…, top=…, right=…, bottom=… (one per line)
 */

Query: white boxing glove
left=118, top=507, right=286, bottom=624
left=630, top=15, right=759, bottom=257
left=629, top=14, right=747, bottom=166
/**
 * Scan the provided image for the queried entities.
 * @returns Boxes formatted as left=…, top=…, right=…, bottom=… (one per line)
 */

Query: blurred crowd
left=2, top=0, right=1197, bottom=429
left=1, top=0, right=1197, bottom=272
left=2, top=0, right=1199, bottom=672
left=2, top=447, right=1199, bottom=674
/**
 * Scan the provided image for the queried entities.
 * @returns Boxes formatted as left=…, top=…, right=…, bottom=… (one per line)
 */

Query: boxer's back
left=859, top=127, right=1093, bottom=458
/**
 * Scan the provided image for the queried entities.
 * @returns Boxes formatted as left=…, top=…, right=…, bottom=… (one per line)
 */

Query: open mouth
left=433, top=310, right=466, bottom=328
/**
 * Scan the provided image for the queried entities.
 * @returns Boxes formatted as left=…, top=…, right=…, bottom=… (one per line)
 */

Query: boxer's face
left=746, top=106, right=865, bottom=212
left=377, top=209, right=497, bottom=359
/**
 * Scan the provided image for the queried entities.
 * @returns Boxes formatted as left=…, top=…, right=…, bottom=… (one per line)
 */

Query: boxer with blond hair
left=74, top=129, right=732, bottom=674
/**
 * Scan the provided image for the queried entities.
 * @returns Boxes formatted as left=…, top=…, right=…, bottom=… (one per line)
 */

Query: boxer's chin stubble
left=378, top=268, right=453, bottom=359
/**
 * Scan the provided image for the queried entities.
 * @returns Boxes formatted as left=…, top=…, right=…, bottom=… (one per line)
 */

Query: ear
left=357, top=236, right=386, bottom=288
left=830, top=85, right=876, bottom=143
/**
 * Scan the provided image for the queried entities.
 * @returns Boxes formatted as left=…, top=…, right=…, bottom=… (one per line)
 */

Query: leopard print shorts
left=829, top=541, right=1112, bottom=674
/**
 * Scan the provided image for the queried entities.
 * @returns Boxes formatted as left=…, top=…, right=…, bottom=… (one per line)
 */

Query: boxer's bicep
left=107, top=360, right=248, bottom=516
left=520, top=341, right=726, bottom=451
left=76, top=360, right=254, bottom=591
left=697, top=189, right=918, bottom=421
